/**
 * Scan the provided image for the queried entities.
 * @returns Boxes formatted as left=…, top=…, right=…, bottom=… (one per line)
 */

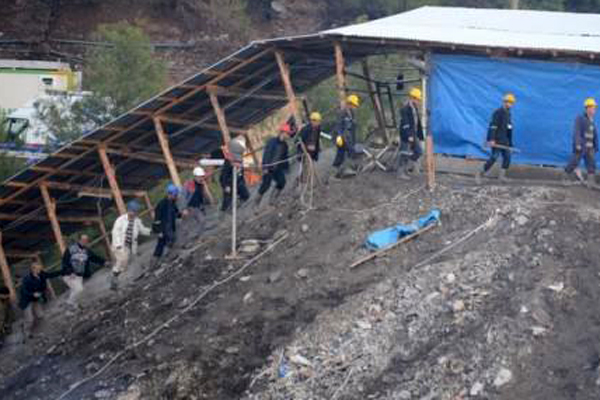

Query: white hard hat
left=193, top=167, right=205, bottom=177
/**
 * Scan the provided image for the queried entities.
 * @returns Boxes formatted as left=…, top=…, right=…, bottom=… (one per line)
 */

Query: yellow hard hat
left=336, top=135, right=345, bottom=147
left=503, top=93, right=516, bottom=104
left=310, top=112, right=322, bottom=122
left=585, top=97, right=598, bottom=108
left=409, top=88, right=422, bottom=101
left=346, top=94, right=360, bottom=107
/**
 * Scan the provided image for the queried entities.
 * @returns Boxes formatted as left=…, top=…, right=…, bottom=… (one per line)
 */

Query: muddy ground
left=1, top=161, right=600, bottom=400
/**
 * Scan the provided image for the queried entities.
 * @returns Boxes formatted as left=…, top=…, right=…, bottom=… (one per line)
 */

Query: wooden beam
left=208, top=89, right=232, bottom=145
left=98, top=145, right=127, bottom=215
left=274, top=50, right=303, bottom=128
left=142, top=192, right=155, bottom=219
left=40, top=183, right=66, bottom=254
left=6, top=181, right=146, bottom=198
left=0, top=213, right=101, bottom=223
left=207, top=85, right=289, bottom=102
left=3, top=232, right=54, bottom=240
left=0, top=232, right=16, bottom=302
left=104, top=147, right=198, bottom=169
left=153, top=117, right=182, bottom=187
left=96, top=219, right=113, bottom=261
left=361, top=59, right=388, bottom=141
left=32, top=166, right=102, bottom=178
left=334, top=42, right=347, bottom=109
left=159, top=116, right=248, bottom=135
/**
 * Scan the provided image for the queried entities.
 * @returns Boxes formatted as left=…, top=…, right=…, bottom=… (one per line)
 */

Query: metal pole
left=230, top=165, right=238, bottom=258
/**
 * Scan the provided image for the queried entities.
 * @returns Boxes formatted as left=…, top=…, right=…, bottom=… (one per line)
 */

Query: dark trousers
left=565, top=148, right=596, bottom=174
left=221, top=178, right=250, bottom=212
left=333, top=144, right=357, bottom=168
left=258, top=169, right=286, bottom=195
left=398, top=140, right=423, bottom=167
left=483, top=148, right=511, bottom=172
left=153, top=230, right=175, bottom=257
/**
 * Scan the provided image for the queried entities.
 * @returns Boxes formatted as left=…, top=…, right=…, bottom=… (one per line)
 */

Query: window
left=41, top=77, right=54, bottom=87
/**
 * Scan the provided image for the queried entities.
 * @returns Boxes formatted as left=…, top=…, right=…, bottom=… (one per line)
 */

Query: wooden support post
left=40, top=183, right=66, bottom=254
left=153, top=117, right=183, bottom=187
left=0, top=232, right=15, bottom=302
left=208, top=88, right=232, bottom=145
left=97, top=219, right=114, bottom=261
left=362, top=59, right=388, bottom=141
left=143, top=192, right=155, bottom=219
left=422, top=53, right=436, bottom=190
left=274, top=50, right=303, bottom=128
left=98, top=145, right=127, bottom=215
left=334, top=42, right=348, bottom=109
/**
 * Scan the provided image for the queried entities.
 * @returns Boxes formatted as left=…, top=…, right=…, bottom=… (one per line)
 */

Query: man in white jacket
left=110, top=200, right=151, bottom=290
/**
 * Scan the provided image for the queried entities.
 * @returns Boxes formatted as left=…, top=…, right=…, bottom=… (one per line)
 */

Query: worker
left=152, top=183, right=182, bottom=266
left=565, top=98, right=598, bottom=187
left=476, top=93, right=516, bottom=183
left=397, top=88, right=424, bottom=180
left=61, top=234, right=106, bottom=310
left=332, top=94, right=360, bottom=178
left=19, top=263, right=62, bottom=338
left=255, top=123, right=291, bottom=207
left=110, top=200, right=152, bottom=291
left=0, top=286, right=14, bottom=345
left=220, top=136, right=250, bottom=212
left=297, top=112, right=322, bottom=183
left=180, top=167, right=211, bottom=243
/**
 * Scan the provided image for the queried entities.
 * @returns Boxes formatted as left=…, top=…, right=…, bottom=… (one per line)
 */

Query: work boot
left=269, top=189, right=283, bottom=206
left=574, top=169, right=585, bottom=183
left=397, top=164, right=410, bottom=180
left=150, top=256, right=161, bottom=269
left=110, top=273, right=119, bottom=291
left=587, top=174, right=596, bottom=189
left=254, top=193, right=264, bottom=209
left=498, top=169, right=509, bottom=182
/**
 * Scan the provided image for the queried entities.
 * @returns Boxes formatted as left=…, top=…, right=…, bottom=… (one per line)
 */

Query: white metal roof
left=0, top=59, right=70, bottom=70
left=326, top=6, right=600, bottom=55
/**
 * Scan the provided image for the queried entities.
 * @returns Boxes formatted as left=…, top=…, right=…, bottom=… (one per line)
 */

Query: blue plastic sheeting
left=430, top=54, right=600, bottom=167
left=365, top=209, right=441, bottom=251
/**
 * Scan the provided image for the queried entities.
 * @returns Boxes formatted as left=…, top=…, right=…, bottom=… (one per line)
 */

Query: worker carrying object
left=297, top=112, right=322, bottom=161
left=255, top=123, right=291, bottom=208
left=332, top=94, right=360, bottom=178
left=110, top=200, right=152, bottom=291
left=476, top=93, right=516, bottom=184
left=565, top=97, right=598, bottom=188
left=220, top=136, right=250, bottom=212
left=152, top=183, right=182, bottom=267
left=397, top=87, right=424, bottom=180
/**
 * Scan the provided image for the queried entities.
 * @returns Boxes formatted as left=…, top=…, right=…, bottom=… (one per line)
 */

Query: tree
left=35, top=22, right=167, bottom=143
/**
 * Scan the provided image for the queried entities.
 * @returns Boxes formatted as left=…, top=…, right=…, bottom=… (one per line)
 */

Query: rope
left=55, top=231, right=289, bottom=400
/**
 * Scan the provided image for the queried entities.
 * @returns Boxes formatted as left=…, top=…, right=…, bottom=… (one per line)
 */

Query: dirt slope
left=1, top=163, right=600, bottom=400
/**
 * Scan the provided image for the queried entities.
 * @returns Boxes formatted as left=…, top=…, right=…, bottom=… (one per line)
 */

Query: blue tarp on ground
left=365, top=209, right=441, bottom=251
left=429, top=53, right=600, bottom=167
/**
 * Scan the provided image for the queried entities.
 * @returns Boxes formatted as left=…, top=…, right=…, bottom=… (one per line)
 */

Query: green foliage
left=87, top=22, right=167, bottom=115
left=0, top=109, right=27, bottom=182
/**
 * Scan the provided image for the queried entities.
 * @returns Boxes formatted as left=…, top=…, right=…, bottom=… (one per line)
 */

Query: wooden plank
left=98, top=145, right=127, bottom=215
left=7, top=181, right=146, bottom=198
left=208, top=89, right=232, bottom=144
left=31, top=166, right=102, bottom=178
left=0, top=213, right=101, bottom=223
left=159, top=116, right=248, bottom=135
left=361, top=59, right=388, bottom=141
left=40, top=183, right=66, bottom=254
left=334, top=42, right=348, bottom=109
left=104, top=147, right=198, bottom=169
left=207, top=85, right=289, bottom=101
left=142, top=192, right=155, bottom=219
left=0, top=232, right=16, bottom=301
left=153, top=117, right=182, bottom=187
left=274, top=50, right=303, bottom=128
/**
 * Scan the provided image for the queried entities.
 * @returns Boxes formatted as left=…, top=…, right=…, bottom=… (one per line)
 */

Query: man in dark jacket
left=297, top=112, right=323, bottom=183
left=397, top=88, right=424, bottom=180
left=565, top=98, right=598, bottom=187
left=0, top=286, right=14, bottom=344
left=220, top=137, right=250, bottom=212
left=152, top=183, right=182, bottom=265
left=476, top=93, right=516, bottom=183
left=255, top=123, right=291, bottom=207
left=61, top=234, right=105, bottom=308
left=19, top=263, right=62, bottom=337
left=332, top=94, right=360, bottom=178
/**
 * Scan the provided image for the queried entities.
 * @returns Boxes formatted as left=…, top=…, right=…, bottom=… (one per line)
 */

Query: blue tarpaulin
left=429, top=53, right=600, bottom=167
left=365, top=209, right=441, bottom=251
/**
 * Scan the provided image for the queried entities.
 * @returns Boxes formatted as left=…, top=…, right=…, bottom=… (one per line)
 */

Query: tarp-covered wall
left=429, top=53, right=600, bottom=167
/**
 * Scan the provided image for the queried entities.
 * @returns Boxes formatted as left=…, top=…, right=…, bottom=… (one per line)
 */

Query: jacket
left=487, top=107, right=513, bottom=146
left=19, top=270, right=62, bottom=310
left=61, top=242, right=105, bottom=278
left=297, top=124, right=321, bottom=160
left=112, top=214, right=151, bottom=255
left=335, top=108, right=356, bottom=151
left=573, top=113, right=598, bottom=152
left=262, top=137, right=289, bottom=172
left=399, top=102, right=424, bottom=142
left=153, top=197, right=182, bottom=235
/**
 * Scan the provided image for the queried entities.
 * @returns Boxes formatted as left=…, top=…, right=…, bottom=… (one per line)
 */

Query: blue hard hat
left=167, top=183, right=179, bottom=196
left=127, top=200, right=141, bottom=212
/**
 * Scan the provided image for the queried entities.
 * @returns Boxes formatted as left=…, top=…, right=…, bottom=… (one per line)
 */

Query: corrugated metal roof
left=326, top=6, right=600, bottom=55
